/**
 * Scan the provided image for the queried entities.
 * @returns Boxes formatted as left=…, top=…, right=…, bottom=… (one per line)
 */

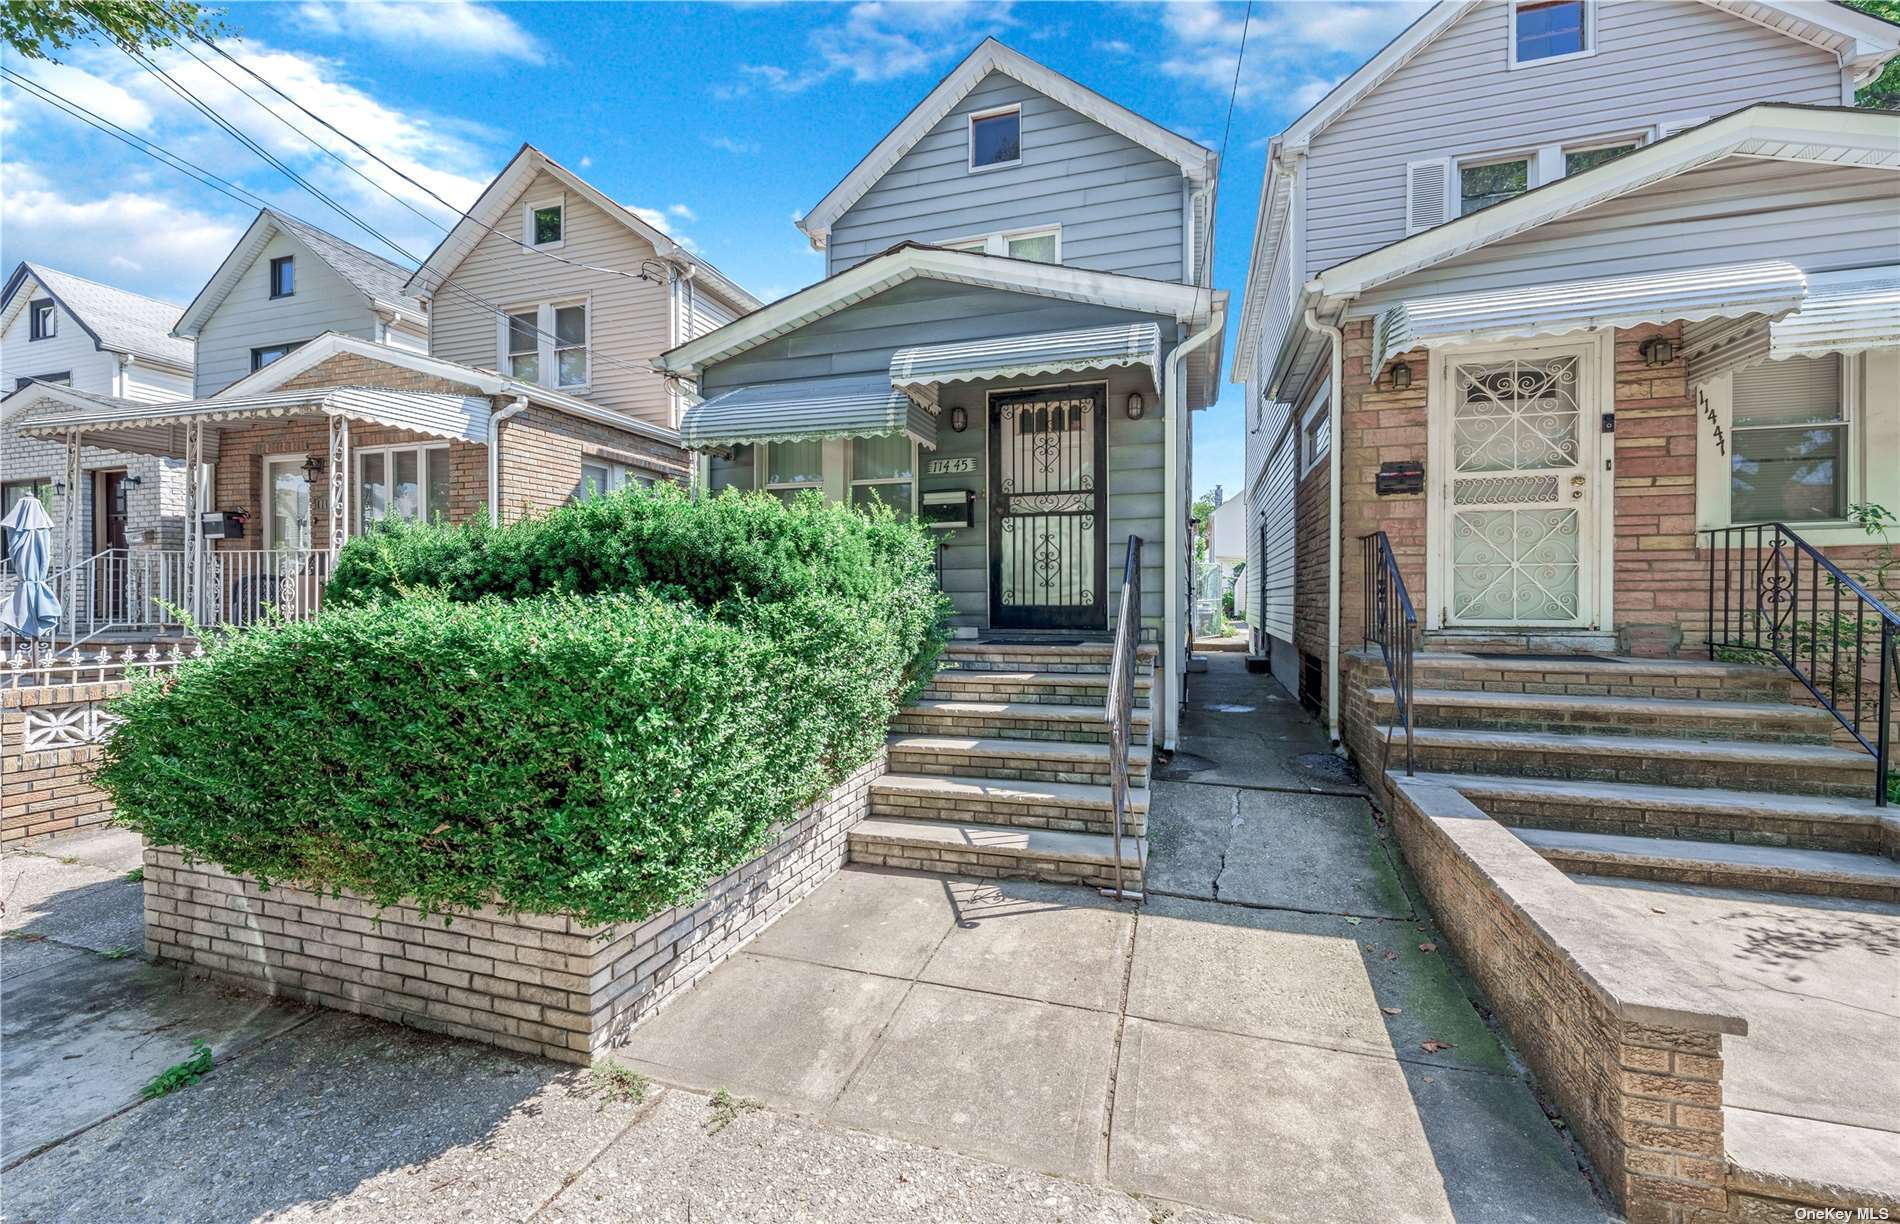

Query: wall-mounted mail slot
left=1375, top=461, right=1424, bottom=496
left=920, top=489, right=975, bottom=530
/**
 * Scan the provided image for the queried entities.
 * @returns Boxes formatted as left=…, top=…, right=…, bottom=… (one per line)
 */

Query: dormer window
left=969, top=106, right=1022, bottom=172
left=270, top=256, right=295, bottom=299
left=526, top=199, right=564, bottom=248
left=28, top=299, right=55, bottom=340
left=1509, top=0, right=1593, bottom=68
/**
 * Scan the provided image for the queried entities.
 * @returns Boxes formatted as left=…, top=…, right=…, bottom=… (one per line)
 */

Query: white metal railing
left=1102, top=535, right=1145, bottom=903
left=3, top=639, right=201, bottom=690
left=201, top=548, right=330, bottom=627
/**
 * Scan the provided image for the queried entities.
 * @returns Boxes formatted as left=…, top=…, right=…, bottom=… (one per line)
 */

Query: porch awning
left=889, top=322, right=1162, bottom=410
left=1682, top=265, right=1900, bottom=383
left=681, top=375, right=938, bottom=451
left=1368, top=260, right=1810, bottom=377
left=15, top=386, right=493, bottom=457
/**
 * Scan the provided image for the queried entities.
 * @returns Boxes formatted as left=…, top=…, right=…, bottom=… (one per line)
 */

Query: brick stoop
left=852, top=641, right=1153, bottom=891
left=1515, top=828, right=1900, bottom=904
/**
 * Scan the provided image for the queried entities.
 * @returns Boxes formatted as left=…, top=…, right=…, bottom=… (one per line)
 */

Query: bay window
left=359, top=444, right=451, bottom=531
left=1730, top=355, right=1848, bottom=525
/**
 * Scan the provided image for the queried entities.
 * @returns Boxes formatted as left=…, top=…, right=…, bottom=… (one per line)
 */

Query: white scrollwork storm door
left=1447, top=354, right=1589, bottom=626
left=990, top=385, right=1107, bottom=630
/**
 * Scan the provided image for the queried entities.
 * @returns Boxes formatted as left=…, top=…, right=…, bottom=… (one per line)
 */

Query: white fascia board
left=797, top=38, right=1217, bottom=248
left=1230, top=152, right=1298, bottom=385
left=1278, top=2, right=1480, bottom=151
left=1708, top=1, right=1900, bottom=82
left=1316, top=105, right=1900, bottom=303
left=173, top=208, right=277, bottom=340
left=656, top=247, right=1211, bottom=378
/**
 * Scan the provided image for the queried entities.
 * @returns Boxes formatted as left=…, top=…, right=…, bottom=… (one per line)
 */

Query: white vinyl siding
left=192, top=231, right=383, bottom=397
left=1302, top=0, right=1844, bottom=277
left=1, top=298, right=112, bottom=398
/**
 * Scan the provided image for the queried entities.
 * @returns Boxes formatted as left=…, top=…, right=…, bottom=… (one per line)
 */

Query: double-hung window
left=849, top=434, right=914, bottom=517
left=28, top=299, right=55, bottom=340
left=359, top=444, right=451, bottom=531
left=577, top=459, right=654, bottom=500
left=502, top=302, right=588, bottom=389
left=763, top=440, right=824, bottom=504
left=1730, top=355, right=1849, bottom=525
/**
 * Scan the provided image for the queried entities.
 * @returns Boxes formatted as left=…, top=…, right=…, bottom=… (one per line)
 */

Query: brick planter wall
left=1384, top=778, right=1745, bottom=1223
left=143, top=753, right=886, bottom=1063
left=1, top=680, right=132, bottom=844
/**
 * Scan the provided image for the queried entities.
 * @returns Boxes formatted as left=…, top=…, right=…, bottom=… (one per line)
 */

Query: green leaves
left=99, top=488, right=950, bottom=930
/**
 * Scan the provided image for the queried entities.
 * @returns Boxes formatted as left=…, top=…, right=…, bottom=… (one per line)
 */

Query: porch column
left=181, top=419, right=203, bottom=626
left=61, top=428, right=80, bottom=636
left=327, top=415, right=349, bottom=563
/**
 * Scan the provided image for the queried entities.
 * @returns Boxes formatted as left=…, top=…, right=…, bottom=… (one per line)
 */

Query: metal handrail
left=1103, top=535, right=1144, bottom=901
left=1704, top=522, right=1898, bottom=806
left=1359, top=532, right=1418, bottom=777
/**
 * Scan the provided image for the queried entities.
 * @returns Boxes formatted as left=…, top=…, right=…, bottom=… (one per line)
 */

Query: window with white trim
left=577, top=459, right=655, bottom=500
left=28, top=299, right=55, bottom=340
left=525, top=198, right=563, bottom=248
left=1730, top=355, right=1850, bottom=525
left=968, top=106, right=1021, bottom=171
left=1460, top=156, right=1531, bottom=216
left=1564, top=140, right=1638, bottom=176
left=849, top=433, right=914, bottom=518
left=358, top=444, right=451, bottom=531
left=1510, top=0, right=1592, bottom=67
left=500, top=301, right=589, bottom=389
left=763, top=440, right=824, bottom=504
left=939, top=225, right=1061, bottom=264
left=1300, top=380, right=1332, bottom=476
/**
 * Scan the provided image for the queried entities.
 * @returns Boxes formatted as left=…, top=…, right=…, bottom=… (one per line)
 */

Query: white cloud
left=668, top=204, right=697, bottom=222
left=1154, top=1, right=1426, bottom=108
left=720, top=1, right=1014, bottom=96
left=292, top=1, right=547, bottom=64
left=705, top=134, right=761, bottom=155
left=1094, top=38, right=1133, bottom=55
left=579, top=155, right=592, bottom=168
left=627, top=205, right=701, bottom=254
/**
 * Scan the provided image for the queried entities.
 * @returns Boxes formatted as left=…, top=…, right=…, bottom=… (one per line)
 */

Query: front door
left=1441, top=348, right=1597, bottom=627
left=989, top=384, right=1107, bottom=630
left=93, top=470, right=130, bottom=619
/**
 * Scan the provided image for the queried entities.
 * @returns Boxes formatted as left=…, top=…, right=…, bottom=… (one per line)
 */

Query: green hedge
left=100, top=487, right=952, bottom=925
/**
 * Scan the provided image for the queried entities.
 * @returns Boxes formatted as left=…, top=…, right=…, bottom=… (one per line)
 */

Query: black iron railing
left=1103, top=534, right=1143, bottom=900
left=1360, top=532, right=1418, bottom=777
left=1704, top=523, right=1897, bottom=806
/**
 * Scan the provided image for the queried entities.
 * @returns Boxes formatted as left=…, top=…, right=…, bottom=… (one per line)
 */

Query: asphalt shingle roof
left=13, top=264, right=193, bottom=368
left=265, top=211, right=423, bottom=317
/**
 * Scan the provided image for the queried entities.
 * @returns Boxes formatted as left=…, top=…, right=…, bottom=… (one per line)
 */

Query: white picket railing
left=3, top=639, right=203, bottom=691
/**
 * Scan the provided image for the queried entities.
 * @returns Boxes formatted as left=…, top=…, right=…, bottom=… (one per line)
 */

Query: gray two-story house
left=657, top=37, right=1226, bottom=754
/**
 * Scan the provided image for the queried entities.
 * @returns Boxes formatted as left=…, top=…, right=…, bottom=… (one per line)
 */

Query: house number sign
left=926, top=457, right=977, bottom=475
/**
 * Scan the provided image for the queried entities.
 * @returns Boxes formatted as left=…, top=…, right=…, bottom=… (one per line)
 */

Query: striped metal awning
left=889, top=322, right=1162, bottom=410
left=1369, top=261, right=1809, bottom=377
left=15, top=386, right=493, bottom=458
left=681, top=375, right=938, bottom=450
left=1683, top=265, right=1899, bottom=383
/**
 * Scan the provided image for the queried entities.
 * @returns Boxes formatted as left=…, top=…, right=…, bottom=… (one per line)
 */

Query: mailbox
left=1375, top=461, right=1424, bottom=496
left=200, top=511, right=246, bottom=540
left=920, top=489, right=975, bottom=530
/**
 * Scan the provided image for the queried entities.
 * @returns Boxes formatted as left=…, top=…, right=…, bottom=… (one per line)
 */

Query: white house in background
left=1231, top=0, right=1900, bottom=724
left=0, top=262, right=193, bottom=571
left=1209, top=493, right=1247, bottom=616
left=174, top=208, right=429, bottom=398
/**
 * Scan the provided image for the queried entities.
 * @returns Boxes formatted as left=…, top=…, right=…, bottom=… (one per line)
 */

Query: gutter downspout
left=488, top=395, right=528, bottom=526
left=1302, top=306, right=1346, bottom=746
left=1162, top=306, right=1226, bottom=752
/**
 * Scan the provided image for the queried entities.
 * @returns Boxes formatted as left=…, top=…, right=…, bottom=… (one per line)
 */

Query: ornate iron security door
left=1444, top=352, right=1595, bottom=627
left=990, top=385, right=1108, bottom=630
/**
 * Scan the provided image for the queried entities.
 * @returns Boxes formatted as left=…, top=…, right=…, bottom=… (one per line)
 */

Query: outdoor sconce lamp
left=1388, top=361, right=1413, bottom=391
left=949, top=405, right=968, bottom=432
left=123, top=473, right=143, bottom=490
left=1640, top=336, right=1674, bottom=367
left=1126, top=391, right=1145, bottom=420
left=301, top=453, right=326, bottom=483
left=52, top=480, right=66, bottom=496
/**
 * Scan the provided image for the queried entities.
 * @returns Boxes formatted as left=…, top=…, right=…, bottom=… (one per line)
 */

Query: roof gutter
left=1162, top=305, right=1226, bottom=751
left=488, top=395, right=529, bottom=526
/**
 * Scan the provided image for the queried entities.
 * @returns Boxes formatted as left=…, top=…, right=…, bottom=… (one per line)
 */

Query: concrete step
left=886, top=733, right=1151, bottom=787
left=1395, top=650, right=1796, bottom=703
left=923, top=668, right=1150, bottom=709
left=1387, top=725, right=1877, bottom=799
left=941, top=640, right=1156, bottom=675
left=1416, top=772, right=1892, bottom=856
left=848, top=816, right=1145, bottom=892
left=870, top=772, right=1148, bottom=838
left=891, top=699, right=1147, bottom=745
left=1725, top=1107, right=1900, bottom=1218
left=1370, top=687, right=1837, bottom=744
left=1514, top=827, right=1900, bottom=902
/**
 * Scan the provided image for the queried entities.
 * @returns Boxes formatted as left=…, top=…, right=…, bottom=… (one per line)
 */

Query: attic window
left=1510, top=1, right=1593, bottom=68
left=526, top=199, right=564, bottom=248
left=969, top=106, right=1021, bottom=172
left=270, top=256, right=295, bottom=299
left=28, top=299, right=55, bottom=340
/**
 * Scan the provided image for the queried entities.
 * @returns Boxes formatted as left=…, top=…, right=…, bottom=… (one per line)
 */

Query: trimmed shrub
left=327, top=484, right=948, bottom=698
left=100, top=592, right=903, bottom=926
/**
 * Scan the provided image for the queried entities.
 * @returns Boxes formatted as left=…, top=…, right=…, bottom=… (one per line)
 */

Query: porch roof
left=15, top=386, right=494, bottom=458
left=681, top=375, right=938, bottom=451
left=1368, top=260, right=1809, bottom=377
left=1683, top=264, right=1900, bottom=383
left=889, top=322, right=1162, bottom=411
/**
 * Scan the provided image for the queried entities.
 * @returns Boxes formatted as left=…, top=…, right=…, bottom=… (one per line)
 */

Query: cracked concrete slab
left=3, top=841, right=146, bottom=961
left=1214, top=789, right=1413, bottom=917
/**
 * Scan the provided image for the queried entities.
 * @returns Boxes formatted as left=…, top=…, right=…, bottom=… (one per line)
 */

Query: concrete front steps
left=1514, top=827, right=1900, bottom=903
left=1369, top=686, right=1838, bottom=744
left=1405, top=650, right=1800, bottom=704
left=852, top=640, right=1152, bottom=892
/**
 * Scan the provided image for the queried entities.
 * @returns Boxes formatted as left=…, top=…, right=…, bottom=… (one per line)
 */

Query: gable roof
left=402, top=145, right=760, bottom=313
left=653, top=242, right=1213, bottom=379
left=796, top=38, right=1218, bottom=250
left=1276, top=1, right=1899, bottom=157
left=173, top=209, right=426, bottom=340
left=1, top=262, right=192, bottom=369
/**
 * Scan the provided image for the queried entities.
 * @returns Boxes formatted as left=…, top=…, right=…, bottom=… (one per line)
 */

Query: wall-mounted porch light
left=301, top=454, right=326, bottom=483
left=949, top=404, right=968, bottom=433
left=1126, top=391, right=1145, bottom=420
left=123, top=473, right=143, bottom=490
left=1639, top=336, right=1674, bottom=367
left=1387, top=360, right=1413, bottom=391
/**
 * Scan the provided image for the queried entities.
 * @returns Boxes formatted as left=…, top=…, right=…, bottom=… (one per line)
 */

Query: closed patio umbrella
left=2, top=496, right=63, bottom=654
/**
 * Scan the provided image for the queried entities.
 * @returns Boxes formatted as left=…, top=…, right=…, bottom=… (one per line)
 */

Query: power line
left=1198, top=0, right=1253, bottom=313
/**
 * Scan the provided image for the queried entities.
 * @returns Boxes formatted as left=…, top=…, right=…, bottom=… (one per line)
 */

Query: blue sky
left=0, top=1, right=1415, bottom=497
